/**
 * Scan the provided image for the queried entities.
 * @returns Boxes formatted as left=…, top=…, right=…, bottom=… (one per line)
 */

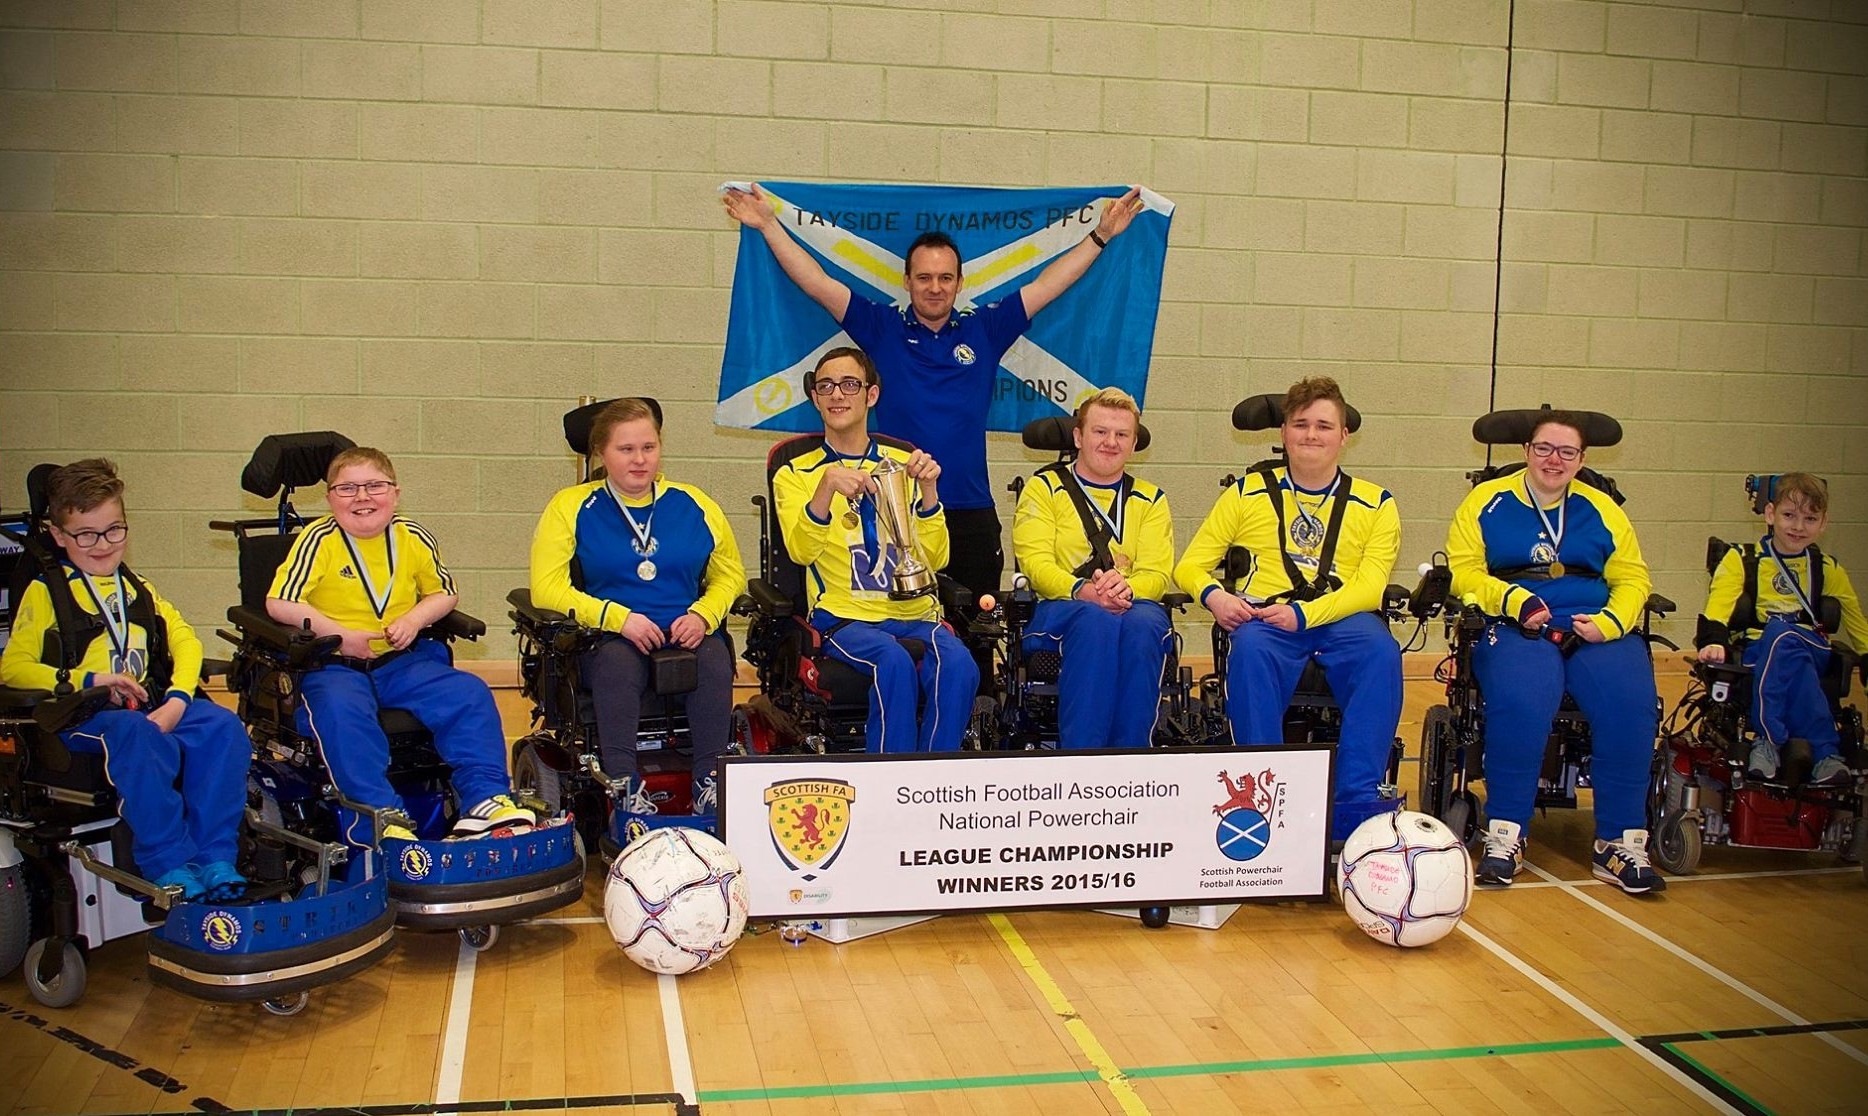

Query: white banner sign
left=720, top=746, right=1333, bottom=919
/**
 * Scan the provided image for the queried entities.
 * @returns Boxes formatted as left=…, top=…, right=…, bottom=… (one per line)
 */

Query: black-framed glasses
left=811, top=378, right=867, bottom=397
left=66, top=523, right=128, bottom=548
left=329, top=480, right=398, bottom=498
left=1527, top=442, right=1582, bottom=462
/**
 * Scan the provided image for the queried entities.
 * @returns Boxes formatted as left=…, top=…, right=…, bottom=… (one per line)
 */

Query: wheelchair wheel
left=511, top=738, right=563, bottom=815
left=1443, top=790, right=1479, bottom=846
left=1653, top=812, right=1702, bottom=876
left=0, top=864, right=29, bottom=979
left=263, top=991, right=311, bottom=1017
left=460, top=924, right=499, bottom=952
left=23, top=939, right=86, bottom=1009
left=1416, top=704, right=1458, bottom=820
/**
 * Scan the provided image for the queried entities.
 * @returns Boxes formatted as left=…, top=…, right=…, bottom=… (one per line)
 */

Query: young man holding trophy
left=772, top=347, right=980, bottom=752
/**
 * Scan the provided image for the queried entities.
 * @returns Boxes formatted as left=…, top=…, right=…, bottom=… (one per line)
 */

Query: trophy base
left=887, top=582, right=938, bottom=601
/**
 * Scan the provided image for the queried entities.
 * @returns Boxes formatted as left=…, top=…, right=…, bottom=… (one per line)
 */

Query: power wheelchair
left=1415, top=406, right=1677, bottom=846
left=732, top=432, right=994, bottom=755
left=1, top=470, right=391, bottom=1015
left=1185, top=396, right=1428, bottom=791
left=213, top=433, right=583, bottom=953
left=1649, top=473, right=1865, bottom=876
left=984, top=415, right=1207, bottom=750
left=506, top=397, right=732, bottom=859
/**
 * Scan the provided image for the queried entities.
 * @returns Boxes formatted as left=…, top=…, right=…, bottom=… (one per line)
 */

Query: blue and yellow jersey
left=1705, top=539, right=1868, bottom=654
left=1173, top=467, right=1400, bottom=630
left=530, top=477, right=746, bottom=634
left=1447, top=472, right=1649, bottom=639
left=1, top=562, right=204, bottom=702
left=267, top=515, right=452, bottom=655
left=1012, top=468, right=1174, bottom=602
left=772, top=439, right=949, bottom=623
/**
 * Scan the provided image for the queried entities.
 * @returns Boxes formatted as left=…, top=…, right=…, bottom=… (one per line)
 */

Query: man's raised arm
left=722, top=184, right=852, bottom=322
left=1019, top=186, right=1145, bottom=318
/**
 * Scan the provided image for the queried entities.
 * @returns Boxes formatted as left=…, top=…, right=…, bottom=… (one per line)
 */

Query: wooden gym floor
left=4, top=671, right=1866, bottom=1116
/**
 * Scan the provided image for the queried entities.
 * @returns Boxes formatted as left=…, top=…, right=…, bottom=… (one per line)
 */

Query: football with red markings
left=604, top=827, right=749, bottom=974
left=1337, top=810, right=1472, bottom=948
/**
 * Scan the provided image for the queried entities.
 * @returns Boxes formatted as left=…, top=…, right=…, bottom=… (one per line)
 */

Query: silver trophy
left=867, top=457, right=938, bottom=600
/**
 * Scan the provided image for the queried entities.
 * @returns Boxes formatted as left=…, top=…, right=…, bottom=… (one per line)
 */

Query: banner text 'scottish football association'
left=716, top=181, right=1175, bottom=433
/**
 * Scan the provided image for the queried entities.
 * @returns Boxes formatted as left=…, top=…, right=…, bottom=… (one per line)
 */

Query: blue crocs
left=153, top=865, right=206, bottom=903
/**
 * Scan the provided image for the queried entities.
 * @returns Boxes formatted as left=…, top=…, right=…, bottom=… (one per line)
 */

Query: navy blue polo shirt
left=840, top=293, right=1032, bottom=511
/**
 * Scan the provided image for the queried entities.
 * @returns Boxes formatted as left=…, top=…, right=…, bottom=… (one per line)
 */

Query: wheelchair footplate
left=383, top=816, right=585, bottom=931
left=146, top=874, right=396, bottom=1005
left=602, top=807, right=718, bottom=861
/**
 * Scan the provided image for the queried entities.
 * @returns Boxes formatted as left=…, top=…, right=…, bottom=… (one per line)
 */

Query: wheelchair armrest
left=506, top=588, right=572, bottom=627
left=227, top=605, right=343, bottom=668
left=199, top=656, right=231, bottom=681
left=0, top=684, right=53, bottom=712
left=1162, top=591, right=1191, bottom=611
left=425, top=609, right=485, bottom=642
left=1646, top=592, right=1675, bottom=617
left=1381, top=583, right=1409, bottom=617
left=747, top=578, right=793, bottom=618
left=32, top=685, right=116, bottom=735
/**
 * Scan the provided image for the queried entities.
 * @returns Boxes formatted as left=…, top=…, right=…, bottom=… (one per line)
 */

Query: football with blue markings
left=1337, top=810, right=1472, bottom=948
left=604, top=827, right=749, bottom=974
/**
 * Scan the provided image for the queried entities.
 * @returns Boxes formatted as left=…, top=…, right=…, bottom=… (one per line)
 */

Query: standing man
left=772, top=347, right=978, bottom=753
left=723, top=183, right=1147, bottom=609
left=1173, top=378, right=1404, bottom=843
left=1012, top=388, right=1175, bottom=749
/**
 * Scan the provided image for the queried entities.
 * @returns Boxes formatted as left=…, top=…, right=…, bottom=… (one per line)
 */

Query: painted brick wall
left=1, top=0, right=1862, bottom=663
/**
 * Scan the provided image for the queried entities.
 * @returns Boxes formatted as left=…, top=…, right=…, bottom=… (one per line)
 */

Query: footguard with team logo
left=145, top=874, right=396, bottom=1005
left=382, top=816, right=585, bottom=931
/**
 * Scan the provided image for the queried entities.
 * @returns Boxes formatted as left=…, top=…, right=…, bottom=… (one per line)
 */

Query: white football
left=604, top=826, right=749, bottom=974
left=1337, top=810, right=1473, bottom=948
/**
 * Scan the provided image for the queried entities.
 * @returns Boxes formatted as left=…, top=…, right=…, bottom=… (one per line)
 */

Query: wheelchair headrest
left=562, top=397, right=665, bottom=456
left=26, top=462, right=59, bottom=525
left=1232, top=394, right=1363, bottom=434
left=1021, top=416, right=1151, bottom=454
left=1472, top=406, right=1622, bottom=448
left=765, top=432, right=915, bottom=476
left=240, top=432, right=358, bottom=498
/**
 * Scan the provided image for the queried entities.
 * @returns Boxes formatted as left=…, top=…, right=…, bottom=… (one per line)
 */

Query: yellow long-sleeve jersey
left=1012, top=467, right=1174, bottom=602
left=773, top=439, right=950, bottom=623
left=1174, top=467, right=1400, bottom=630
left=2, top=562, right=204, bottom=702
left=1702, top=539, right=1868, bottom=654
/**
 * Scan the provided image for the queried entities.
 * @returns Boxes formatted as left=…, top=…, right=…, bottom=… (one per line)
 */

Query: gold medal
left=1114, top=553, right=1133, bottom=572
left=842, top=510, right=859, bottom=529
left=1548, top=561, right=1566, bottom=578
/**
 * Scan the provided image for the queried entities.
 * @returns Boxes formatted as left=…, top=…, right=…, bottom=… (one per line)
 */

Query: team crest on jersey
left=1530, top=542, right=1558, bottom=565
left=953, top=343, right=977, bottom=365
left=1772, top=570, right=1796, bottom=596
left=398, top=843, right=432, bottom=880
left=200, top=909, right=243, bottom=951
left=1289, top=514, right=1325, bottom=550
left=767, top=779, right=855, bottom=879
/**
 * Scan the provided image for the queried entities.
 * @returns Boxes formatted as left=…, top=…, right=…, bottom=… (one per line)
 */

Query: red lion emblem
left=790, top=804, right=827, bottom=849
left=1213, top=769, right=1274, bottom=817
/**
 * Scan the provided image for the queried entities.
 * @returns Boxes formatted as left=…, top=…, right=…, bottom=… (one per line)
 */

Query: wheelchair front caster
left=1653, top=812, right=1703, bottom=876
left=23, top=939, right=86, bottom=1009
left=263, top=991, right=310, bottom=1017
left=460, top=924, right=499, bottom=952
left=1139, top=906, right=1169, bottom=929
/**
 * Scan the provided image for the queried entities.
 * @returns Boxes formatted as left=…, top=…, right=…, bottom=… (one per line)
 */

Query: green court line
left=1665, top=1044, right=1778, bottom=1116
left=697, top=1037, right=1621, bottom=1102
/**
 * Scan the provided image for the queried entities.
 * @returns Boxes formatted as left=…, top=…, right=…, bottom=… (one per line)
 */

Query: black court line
left=0, top=999, right=228, bottom=1111
left=97, top=1094, right=694, bottom=1116
left=1636, top=1017, right=1868, bottom=1116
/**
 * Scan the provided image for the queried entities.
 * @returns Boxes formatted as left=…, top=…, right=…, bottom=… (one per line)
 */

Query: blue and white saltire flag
left=716, top=181, right=1175, bottom=433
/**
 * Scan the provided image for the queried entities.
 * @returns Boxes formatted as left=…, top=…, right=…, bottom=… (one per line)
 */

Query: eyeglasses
left=329, top=480, right=398, bottom=498
left=1527, top=442, right=1582, bottom=462
left=811, top=378, right=868, bottom=397
left=65, top=524, right=128, bottom=548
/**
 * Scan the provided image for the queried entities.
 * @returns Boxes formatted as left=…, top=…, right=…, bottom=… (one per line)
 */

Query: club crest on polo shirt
left=953, top=343, right=977, bottom=365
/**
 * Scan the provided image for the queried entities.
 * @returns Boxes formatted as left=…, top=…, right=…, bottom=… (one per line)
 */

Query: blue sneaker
left=691, top=773, right=717, bottom=816
left=153, top=865, right=205, bottom=903
left=197, top=860, right=247, bottom=900
left=1475, top=819, right=1525, bottom=886
left=1593, top=830, right=1666, bottom=894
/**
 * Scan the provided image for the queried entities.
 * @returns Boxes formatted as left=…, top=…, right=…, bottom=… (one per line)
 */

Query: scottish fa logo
left=1212, top=768, right=1279, bottom=862
left=398, top=843, right=432, bottom=880
left=200, top=909, right=243, bottom=952
left=766, top=779, right=855, bottom=880
left=953, top=343, right=977, bottom=365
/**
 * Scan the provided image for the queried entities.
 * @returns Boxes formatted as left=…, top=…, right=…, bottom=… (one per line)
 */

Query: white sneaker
left=1810, top=755, right=1851, bottom=787
left=619, top=777, right=658, bottom=816
left=1747, top=739, right=1780, bottom=780
left=1476, top=819, right=1524, bottom=886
